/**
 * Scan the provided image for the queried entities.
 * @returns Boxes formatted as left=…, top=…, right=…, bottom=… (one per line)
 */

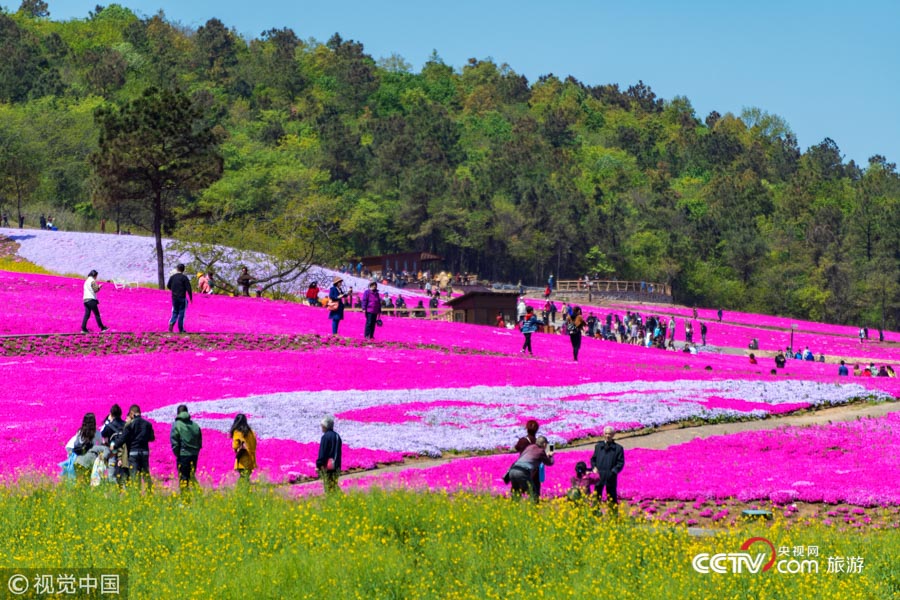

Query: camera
left=548, top=443, right=555, bottom=451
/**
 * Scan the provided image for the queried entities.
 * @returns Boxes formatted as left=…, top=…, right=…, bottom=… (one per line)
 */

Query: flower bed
left=340, top=412, right=900, bottom=507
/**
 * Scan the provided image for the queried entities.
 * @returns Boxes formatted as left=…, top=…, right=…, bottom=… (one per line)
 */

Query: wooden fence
left=553, top=279, right=672, bottom=297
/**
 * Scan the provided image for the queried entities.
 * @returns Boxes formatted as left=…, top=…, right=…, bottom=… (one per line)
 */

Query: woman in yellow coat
left=230, top=414, right=257, bottom=487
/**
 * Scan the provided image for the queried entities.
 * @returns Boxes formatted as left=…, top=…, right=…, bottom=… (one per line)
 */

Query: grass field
left=2, top=482, right=897, bottom=599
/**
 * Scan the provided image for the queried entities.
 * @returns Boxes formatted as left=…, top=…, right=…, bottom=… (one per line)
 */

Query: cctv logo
left=692, top=537, right=777, bottom=574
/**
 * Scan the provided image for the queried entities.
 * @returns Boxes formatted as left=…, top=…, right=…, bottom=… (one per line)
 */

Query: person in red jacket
left=305, top=282, right=320, bottom=306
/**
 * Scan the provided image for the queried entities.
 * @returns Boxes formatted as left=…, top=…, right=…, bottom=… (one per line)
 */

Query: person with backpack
left=566, top=306, right=585, bottom=361
left=170, top=404, right=202, bottom=491
left=316, top=415, right=342, bottom=495
left=101, top=404, right=127, bottom=485
left=520, top=306, right=539, bottom=356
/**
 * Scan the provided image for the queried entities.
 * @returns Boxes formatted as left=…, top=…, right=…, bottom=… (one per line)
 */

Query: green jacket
left=171, top=411, right=202, bottom=457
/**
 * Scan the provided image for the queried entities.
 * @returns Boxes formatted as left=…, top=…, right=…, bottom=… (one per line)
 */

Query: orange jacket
left=232, top=430, right=257, bottom=471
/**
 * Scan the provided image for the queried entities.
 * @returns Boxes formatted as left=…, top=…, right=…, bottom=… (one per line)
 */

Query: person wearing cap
left=327, top=275, right=350, bottom=335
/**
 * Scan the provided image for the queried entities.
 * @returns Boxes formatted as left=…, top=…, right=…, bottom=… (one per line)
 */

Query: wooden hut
left=444, top=291, right=519, bottom=326
left=359, top=252, right=442, bottom=276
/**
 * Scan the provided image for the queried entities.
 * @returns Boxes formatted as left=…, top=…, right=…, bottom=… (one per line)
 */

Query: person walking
left=700, top=322, right=708, bottom=346
left=591, top=426, right=625, bottom=514
left=230, top=414, right=257, bottom=488
left=81, top=269, right=109, bottom=333
left=170, top=404, right=202, bottom=491
left=566, top=306, right=585, bottom=361
left=327, top=276, right=350, bottom=335
left=166, top=264, right=193, bottom=333
left=362, top=281, right=382, bottom=339
left=520, top=306, right=538, bottom=355
left=316, top=415, right=342, bottom=495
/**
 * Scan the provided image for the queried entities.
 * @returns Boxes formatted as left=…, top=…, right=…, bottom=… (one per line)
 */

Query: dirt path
left=297, top=400, right=900, bottom=484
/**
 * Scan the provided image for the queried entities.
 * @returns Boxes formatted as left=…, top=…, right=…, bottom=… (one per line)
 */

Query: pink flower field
left=341, top=411, right=900, bottom=507
left=2, top=240, right=899, bottom=505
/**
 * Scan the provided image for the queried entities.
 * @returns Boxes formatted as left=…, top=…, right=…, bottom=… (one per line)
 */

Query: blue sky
left=46, top=0, right=900, bottom=167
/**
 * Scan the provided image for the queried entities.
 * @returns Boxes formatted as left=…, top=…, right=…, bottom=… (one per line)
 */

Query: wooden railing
left=553, top=279, right=672, bottom=297
left=343, top=307, right=449, bottom=319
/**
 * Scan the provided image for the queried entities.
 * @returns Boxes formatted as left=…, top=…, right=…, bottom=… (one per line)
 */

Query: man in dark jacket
left=170, top=404, right=202, bottom=491
left=316, top=415, right=342, bottom=495
left=166, top=263, right=193, bottom=333
left=591, top=426, right=625, bottom=513
left=114, top=405, right=156, bottom=490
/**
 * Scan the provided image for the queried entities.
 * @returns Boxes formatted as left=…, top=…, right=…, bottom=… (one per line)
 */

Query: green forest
left=0, top=2, right=898, bottom=328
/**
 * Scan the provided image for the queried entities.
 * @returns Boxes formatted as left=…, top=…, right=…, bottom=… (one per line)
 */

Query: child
left=566, top=461, right=598, bottom=501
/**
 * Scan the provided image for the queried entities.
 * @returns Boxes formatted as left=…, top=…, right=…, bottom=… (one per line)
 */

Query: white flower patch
left=145, top=379, right=887, bottom=457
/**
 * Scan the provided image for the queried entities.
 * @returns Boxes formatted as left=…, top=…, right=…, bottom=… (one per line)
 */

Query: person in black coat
left=316, top=414, right=342, bottom=495
left=166, top=263, right=193, bottom=333
left=590, top=426, right=625, bottom=513
left=113, top=405, right=156, bottom=491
